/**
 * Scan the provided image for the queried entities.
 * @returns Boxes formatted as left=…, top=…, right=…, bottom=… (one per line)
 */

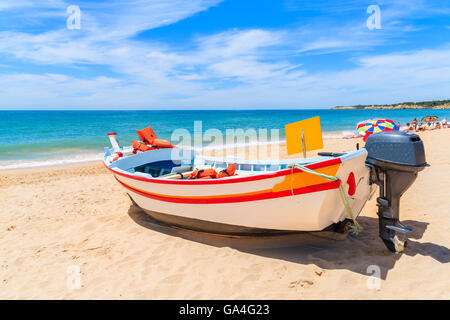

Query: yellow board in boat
left=285, top=116, right=323, bottom=155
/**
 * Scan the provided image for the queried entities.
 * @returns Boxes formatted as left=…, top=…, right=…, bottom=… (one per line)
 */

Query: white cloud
left=0, top=1, right=35, bottom=11
left=1, top=45, right=450, bottom=109
left=196, top=29, right=285, bottom=58
left=0, top=0, right=449, bottom=108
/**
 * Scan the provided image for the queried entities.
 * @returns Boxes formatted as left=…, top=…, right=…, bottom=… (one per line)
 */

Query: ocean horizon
left=1, top=109, right=449, bottom=170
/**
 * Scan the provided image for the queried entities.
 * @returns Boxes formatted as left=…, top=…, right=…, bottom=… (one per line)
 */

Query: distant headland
left=331, top=99, right=450, bottom=110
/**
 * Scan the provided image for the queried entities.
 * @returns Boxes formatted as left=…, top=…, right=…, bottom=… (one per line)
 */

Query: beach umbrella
left=356, top=119, right=399, bottom=142
left=356, top=118, right=396, bottom=133
left=421, top=116, right=438, bottom=122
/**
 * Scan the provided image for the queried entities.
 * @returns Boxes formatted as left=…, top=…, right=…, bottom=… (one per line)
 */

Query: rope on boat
left=288, top=163, right=363, bottom=234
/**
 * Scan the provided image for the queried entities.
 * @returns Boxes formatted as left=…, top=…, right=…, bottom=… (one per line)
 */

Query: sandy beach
left=0, top=129, right=449, bottom=299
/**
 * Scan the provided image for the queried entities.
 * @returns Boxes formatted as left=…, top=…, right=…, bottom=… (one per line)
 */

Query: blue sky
left=0, top=0, right=449, bottom=109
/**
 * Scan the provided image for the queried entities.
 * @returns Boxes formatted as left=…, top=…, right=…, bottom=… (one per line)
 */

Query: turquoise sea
left=1, top=109, right=449, bottom=169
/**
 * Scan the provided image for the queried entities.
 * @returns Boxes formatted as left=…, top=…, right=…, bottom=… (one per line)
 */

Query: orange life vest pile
left=188, top=164, right=236, bottom=180
left=132, top=125, right=174, bottom=153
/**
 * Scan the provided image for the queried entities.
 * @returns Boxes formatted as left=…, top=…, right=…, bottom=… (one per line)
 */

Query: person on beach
left=412, top=118, right=418, bottom=130
left=442, top=118, right=448, bottom=128
left=435, top=121, right=441, bottom=129
left=417, top=120, right=424, bottom=131
left=405, top=123, right=414, bottom=131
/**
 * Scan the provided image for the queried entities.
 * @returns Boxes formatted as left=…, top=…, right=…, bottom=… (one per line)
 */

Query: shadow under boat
left=127, top=202, right=449, bottom=280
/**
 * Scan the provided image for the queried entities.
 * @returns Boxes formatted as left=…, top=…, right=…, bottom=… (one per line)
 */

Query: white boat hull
left=105, top=148, right=373, bottom=233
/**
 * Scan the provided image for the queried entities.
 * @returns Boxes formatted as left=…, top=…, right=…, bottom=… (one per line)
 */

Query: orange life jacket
left=188, top=168, right=218, bottom=180
left=136, top=126, right=157, bottom=145
left=217, top=164, right=236, bottom=178
left=187, top=164, right=236, bottom=180
left=151, top=138, right=173, bottom=148
left=136, top=125, right=174, bottom=148
left=132, top=140, right=152, bottom=152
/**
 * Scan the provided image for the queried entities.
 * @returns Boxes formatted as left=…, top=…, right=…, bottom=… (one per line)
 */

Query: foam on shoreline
left=0, top=153, right=104, bottom=170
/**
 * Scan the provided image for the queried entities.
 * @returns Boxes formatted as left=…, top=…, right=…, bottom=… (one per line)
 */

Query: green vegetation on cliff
left=332, top=99, right=450, bottom=110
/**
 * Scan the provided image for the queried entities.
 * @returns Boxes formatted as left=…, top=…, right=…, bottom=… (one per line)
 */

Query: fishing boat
left=103, top=126, right=428, bottom=252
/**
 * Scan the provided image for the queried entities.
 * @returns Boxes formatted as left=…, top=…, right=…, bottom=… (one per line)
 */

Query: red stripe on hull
left=116, top=177, right=341, bottom=204
left=104, top=157, right=342, bottom=185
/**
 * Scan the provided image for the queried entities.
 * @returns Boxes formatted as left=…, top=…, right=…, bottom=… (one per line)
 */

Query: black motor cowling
left=365, top=131, right=428, bottom=252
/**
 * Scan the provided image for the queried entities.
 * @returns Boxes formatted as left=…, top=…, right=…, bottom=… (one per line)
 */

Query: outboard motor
left=365, top=131, right=428, bottom=253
